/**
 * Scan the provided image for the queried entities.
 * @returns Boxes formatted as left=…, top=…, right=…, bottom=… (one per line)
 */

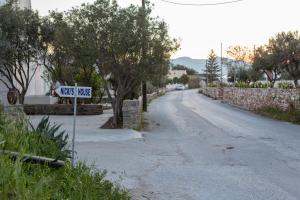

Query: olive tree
left=0, top=3, right=46, bottom=103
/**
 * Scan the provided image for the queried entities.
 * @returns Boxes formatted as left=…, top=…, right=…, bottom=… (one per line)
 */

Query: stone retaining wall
left=200, top=87, right=300, bottom=111
left=122, top=89, right=166, bottom=129
left=24, top=104, right=103, bottom=115
left=199, top=87, right=223, bottom=100
left=122, top=99, right=142, bottom=129
left=223, top=88, right=300, bottom=111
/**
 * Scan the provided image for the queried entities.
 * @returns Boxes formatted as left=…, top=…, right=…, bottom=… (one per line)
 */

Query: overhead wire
left=158, top=0, right=244, bottom=6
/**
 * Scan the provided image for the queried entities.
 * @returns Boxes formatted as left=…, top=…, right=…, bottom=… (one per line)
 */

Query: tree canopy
left=0, top=3, right=46, bottom=103
left=203, top=50, right=220, bottom=84
left=42, top=0, right=178, bottom=126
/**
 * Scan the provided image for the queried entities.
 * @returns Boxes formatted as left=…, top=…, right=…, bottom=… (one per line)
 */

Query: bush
left=0, top=109, right=130, bottom=199
left=234, top=81, right=250, bottom=88
left=30, top=116, right=71, bottom=160
left=208, top=82, right=218, bottom=87
left=256, top=107, right=300, bottom=124
left=0, top=157, right=129, bottom=200
left=250, top=81, right=271, bottom=88
left=233, top=81, right=271, bottom=88
left=278, top=82, right=295, bottom=89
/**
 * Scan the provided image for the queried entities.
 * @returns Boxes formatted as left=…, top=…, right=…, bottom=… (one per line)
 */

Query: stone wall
left=200, top=87, right=300, bottom=111
left=122, top=89, right=166, bottom=129
left=23, top=104, right=103, bottom=115
left=122, top=99, right=142, bottom=129
left=147, top=89, right=166, bottom=103
left=223, top=88, right=300, bottom=111
left=199, top=87, right=223, bottom=100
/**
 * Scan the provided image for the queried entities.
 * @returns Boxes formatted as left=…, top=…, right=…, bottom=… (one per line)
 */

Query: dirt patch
left=101, top=117, right=123, bottom=129
left=226, top=146, right=235, bottom=150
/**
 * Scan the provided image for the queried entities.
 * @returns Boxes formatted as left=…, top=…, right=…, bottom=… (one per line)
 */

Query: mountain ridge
left=171, top=56, right=227, bottom=74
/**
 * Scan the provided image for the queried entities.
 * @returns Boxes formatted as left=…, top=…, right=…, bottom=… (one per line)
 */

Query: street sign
left=55, top=86, right=92, bottom=98
left=55, top=84, right=92, bottom=167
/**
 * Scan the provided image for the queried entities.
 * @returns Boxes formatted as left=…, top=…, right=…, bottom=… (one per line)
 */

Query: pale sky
left=31, top=0, right=300, bottom=59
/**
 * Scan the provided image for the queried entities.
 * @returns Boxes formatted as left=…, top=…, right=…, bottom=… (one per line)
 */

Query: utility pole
left=206, top=60, right=208, bottom=86
left=141, top=0, right=147, bottom=112
left=220, top=42, right=223, bottom=85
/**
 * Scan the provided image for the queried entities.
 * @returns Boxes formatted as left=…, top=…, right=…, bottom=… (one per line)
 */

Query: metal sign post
left=55, top=84, right=92, bottom=167
left=71, top=83, right=77, bottom=167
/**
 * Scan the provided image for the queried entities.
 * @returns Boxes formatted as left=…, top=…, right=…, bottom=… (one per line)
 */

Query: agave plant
left=30, top=116, right=71, bottom=160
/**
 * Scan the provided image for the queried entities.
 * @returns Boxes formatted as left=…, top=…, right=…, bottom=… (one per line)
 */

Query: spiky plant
left=30, top=116, right=71, bottom=160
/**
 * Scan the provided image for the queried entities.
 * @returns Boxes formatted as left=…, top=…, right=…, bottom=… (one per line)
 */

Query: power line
left=158, top=0, right=244, bottom=6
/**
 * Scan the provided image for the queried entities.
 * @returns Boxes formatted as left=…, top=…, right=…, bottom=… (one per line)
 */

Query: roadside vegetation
left=0, top=108, right=129, bottom=199
left=0, top=0, right=178, bottom=128
left=256, top=107, right=300, bottom=125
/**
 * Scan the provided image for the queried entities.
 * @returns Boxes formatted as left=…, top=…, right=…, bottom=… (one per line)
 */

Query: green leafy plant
left=30, top=116, right=71, bottom=160
left=208, top=82, right=218, bottom=87
left=278, top=82, right=295, bottom=89
left=256, top=106, right=300, bottom=124
left=234, top=81, right=249, bottom=88
left=0, top=109, right=129, bottom=199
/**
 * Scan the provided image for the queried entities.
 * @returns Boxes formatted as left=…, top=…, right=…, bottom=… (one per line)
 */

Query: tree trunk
left=142, top=82, right=147, bottom=112
left=18, top=91, right=26, bottom=104
left=112, top=95, right=124, bottom=128
left=270, top=80, right=275, bottom=88
left=294, top=79, right=299, bottom=88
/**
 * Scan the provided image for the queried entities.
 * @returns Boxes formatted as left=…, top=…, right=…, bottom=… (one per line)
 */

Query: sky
left=31, top=0, right=300, bottom=59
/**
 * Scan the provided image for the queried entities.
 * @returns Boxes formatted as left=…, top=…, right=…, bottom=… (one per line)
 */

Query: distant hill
left=171, top=57, right=207, bottom=73
left=171, top=56, right=228, bottom=75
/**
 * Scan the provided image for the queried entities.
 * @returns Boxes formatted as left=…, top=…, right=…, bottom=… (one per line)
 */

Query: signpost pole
left=71, top=83, right=78, bottom=167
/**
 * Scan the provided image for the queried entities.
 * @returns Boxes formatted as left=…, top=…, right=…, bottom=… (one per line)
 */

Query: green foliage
left=0, top=115, right=66, bottom=160
left=0, top=4, right=46, bottom=103
left=75, top=68, right=105, bottom=101
left=278, top=82, right=295, bottom=89
left=188, top=76, right=200, bottom=89
left=253, top=31, right=300, bottom=88
left=233, top=81, right=271, bottom=88
left=179, top=74, right=189, bottom=85
left=0, top=157, right=129, bottom=200
left=0, top=109, right=129, bottom=199
left=249, top=81, right=271, bottom=88
left=208, top=83, right=218, bottom=87
left=256, top=107, right=300, bottom=125
left=234, top=81, right=249, bottom=88
left=30, top=116, right=71, bottom=160
left=203, top=50, right=220, bottom=84
left=173, top=77, right=180, bottom=84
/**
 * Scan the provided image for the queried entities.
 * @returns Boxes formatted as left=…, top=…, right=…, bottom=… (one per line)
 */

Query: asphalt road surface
left=77, top=89, right=300, bottom=200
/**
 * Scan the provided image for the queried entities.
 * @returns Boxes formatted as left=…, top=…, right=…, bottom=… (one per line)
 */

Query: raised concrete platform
left=24, top=95, right=58, bottom=105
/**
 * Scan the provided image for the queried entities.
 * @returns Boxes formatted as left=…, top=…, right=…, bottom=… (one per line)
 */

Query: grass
left=0, top=108, right=130, bottom=200
left=256, top=107, right=300, bottom=124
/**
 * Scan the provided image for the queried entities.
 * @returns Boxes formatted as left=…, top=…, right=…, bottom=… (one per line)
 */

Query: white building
left=0, top=0, right=49, bottom=105
left=167, top=69, right=187, bottom=79
left=0, top=0, right=31, bottom=8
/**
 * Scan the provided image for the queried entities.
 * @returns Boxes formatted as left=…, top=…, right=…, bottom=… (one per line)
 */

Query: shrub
left=0, top=157, right=129, bottom=200
left=250, top=81, right=271, bottom=88
left=208, top=82, right=218, bottom=87
left=256, top=106, right=300, bottom=124
left=0, top=109, right=130, bottom=199
left=234, top=81, right=249, bottom=88
left=278, top=82, right=294, bottom=89
left=30, top=116, right=71, bottom=160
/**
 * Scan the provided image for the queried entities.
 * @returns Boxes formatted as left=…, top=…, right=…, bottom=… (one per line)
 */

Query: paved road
left=77, top=89, right=300, bottom=200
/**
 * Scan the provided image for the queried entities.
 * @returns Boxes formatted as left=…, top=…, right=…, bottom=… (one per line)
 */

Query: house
left=167, top=69, right=187, bottom=80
